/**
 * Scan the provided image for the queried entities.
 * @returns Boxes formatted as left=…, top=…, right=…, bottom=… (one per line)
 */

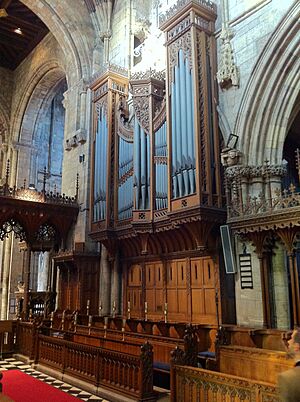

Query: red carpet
left=1, top=370, right=81, bottom=402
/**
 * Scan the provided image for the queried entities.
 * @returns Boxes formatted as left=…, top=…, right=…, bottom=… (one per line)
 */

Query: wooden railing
left=15, top=320, right=155, bottom=400
left=0, top=321, right=17, bottom=356
left=35, top=334, right=154, bottom=401
left=171, top=364, right=280, bottom=402
left=15, top=322, right=37, bottom=360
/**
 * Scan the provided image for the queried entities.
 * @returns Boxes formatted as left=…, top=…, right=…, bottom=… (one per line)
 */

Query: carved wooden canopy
left=0, top=184, right=79, bottom=250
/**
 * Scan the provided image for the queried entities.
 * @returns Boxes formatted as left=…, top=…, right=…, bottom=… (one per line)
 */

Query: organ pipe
left=171, top=51, right=196, bottom=200
left=93, top=107, right=108, bottom=221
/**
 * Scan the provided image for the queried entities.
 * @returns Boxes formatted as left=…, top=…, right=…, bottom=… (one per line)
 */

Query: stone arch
left=235, top=2, right=300, bottom=166
left=12, top=60, right=66, bottom=145
left=20, top=0, right=94, bottom=84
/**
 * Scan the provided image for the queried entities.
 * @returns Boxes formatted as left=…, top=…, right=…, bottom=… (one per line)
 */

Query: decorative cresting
left=130, top=69, right=167, bottom=213
left=159, top=0, right=217, bottom=25
left=90, top=66, right=129, bottom=227
left=225, top=162, right=296, bottom=231
left=160, top=0, right=223, bottom=210
left=0, top=160, right=79, bottom=248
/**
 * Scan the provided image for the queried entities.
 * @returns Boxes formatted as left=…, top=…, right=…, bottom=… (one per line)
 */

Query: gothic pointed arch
left=13, top=61, right=66, bottom=145
left=235, top=2, right=300, bottom=165
left=20, top=0, right=94, bottom=83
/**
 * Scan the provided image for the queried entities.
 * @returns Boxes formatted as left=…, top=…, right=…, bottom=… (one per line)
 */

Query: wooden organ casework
left=90, top=1, right=234, bottom=326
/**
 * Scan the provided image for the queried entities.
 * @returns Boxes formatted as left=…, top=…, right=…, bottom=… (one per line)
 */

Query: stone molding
left=225, top=164, right=287, bottom=180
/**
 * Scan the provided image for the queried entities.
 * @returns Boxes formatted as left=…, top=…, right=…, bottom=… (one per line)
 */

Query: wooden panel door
left=191, top=257, right=218, bottom=324
left=166, top=259, right=188, bottom=321
left=145, top=262, right=164, bottom=319
left=127, top=264, right=142, bottom=317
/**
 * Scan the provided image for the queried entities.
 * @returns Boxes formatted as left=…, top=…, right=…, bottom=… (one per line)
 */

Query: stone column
left=111, top=252, right=121, bottom=314
left=0, top=235, right=13, bottom=320
left=37, top=251, right=50, bottom=292
left=100, top=245, right=111, bottom=316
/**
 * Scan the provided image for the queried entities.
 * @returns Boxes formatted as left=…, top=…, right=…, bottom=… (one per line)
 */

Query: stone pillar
left=92, top=39, right=103, bottom=74
left=111, top=252, right=121, bottom=314
left=100, top=245, right=111, bottom=316
left=0, top=235, right=13, bottom=320
left=37, top=251, right=50, bottom=292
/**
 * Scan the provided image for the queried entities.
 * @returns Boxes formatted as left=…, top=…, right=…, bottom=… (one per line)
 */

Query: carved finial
left=23, top=178, right=26, bottom=189
left=289, top=183, right=296, bottom=194
left=216, top=26, right=239, bottom=90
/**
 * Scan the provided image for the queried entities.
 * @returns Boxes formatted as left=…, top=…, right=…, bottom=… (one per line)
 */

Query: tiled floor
left=0, top=358, right=106, bottom=401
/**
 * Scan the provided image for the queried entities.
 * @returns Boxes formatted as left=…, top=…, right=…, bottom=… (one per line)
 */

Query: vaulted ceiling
left=0, top=0, right=49, bottom=70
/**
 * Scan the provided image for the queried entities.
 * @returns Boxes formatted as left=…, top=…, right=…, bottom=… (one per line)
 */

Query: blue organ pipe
left=100, top=113, right=105, bottom=220
left=94, top=122, right=98, bottom=221
left=185, top=59, right=196, bottom=194
left=101, top=113, right=108, bottom=220
left=97, top=116, right=102, bottom=220
left=97, top=116, right=101, bottom=220
left=141, top=127, right=146, bottom=209
left=146, top=133, right=150, bottom=209
left=179, top=50, right=189, bottom=195
left=99, top=112, right=103, bottom=220
left=134, top=118, right=141, bottom=208
left=175, top=64, right=184, bottom=197
left=179, top=51, right=188, bottom=164
left=185, top=61, right=193, bottom=168
left=171, top=81, right=178, bottom=198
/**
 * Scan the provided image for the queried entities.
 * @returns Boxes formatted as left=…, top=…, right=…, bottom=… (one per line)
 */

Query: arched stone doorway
left=235, top=1, right=300, bottom=165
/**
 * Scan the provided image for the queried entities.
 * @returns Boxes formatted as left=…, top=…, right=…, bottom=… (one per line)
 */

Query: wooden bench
left=219, top=345, right=293, bottom=385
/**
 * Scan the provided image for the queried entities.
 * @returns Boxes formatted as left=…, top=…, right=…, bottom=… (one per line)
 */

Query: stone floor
left=0, top=358, right=170, bottom=402
left=0, top=358, right=104, bottom=401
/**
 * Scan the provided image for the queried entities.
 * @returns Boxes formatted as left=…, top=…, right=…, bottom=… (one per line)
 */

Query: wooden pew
left=37, top=333, right=155, bottom=401
left=218, top=345, right=293, bottom=385
left=170, top=364, right=279, bottom=402
left=16, top=322, right=156, bottom=402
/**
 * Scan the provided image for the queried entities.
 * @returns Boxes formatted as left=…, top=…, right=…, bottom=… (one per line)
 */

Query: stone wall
left=217, top=0, right=295, bottom=141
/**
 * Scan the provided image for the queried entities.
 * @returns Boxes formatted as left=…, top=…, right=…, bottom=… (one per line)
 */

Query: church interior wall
left=0, top=0, right=299, bottom=372
left=234, top=240, right=264, bottom=326
left=217, top=0, right=295, bottom=140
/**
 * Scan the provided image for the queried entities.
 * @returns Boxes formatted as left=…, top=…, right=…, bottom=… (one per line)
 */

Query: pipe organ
left=89, top=0, right=234, bottom=325
left=93, top=104, right=108, bottom=221
left=171, top=48, right=196, bottom=199
left=118, top=135, right=134, bottom=220
left=154, top=121, right=168, bottom=210
left=133, top=119, right=150, bottom=211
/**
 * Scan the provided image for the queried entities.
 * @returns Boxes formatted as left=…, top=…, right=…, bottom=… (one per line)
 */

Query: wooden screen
left=126, top=257, right=219, bottom=324
left=190, top=257, right=217, bottom=324
left=145, top=262, right=164, bottom=319
left=166, top=259, right=189, bottom=321
left=127, top=264, right=142, bottom=317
